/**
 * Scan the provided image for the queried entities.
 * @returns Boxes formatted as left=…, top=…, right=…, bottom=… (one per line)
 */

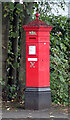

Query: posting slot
left=29, top=37, right=36, bottom=39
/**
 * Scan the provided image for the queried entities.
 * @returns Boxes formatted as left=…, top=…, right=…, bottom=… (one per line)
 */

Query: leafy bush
left=49, top=15, right=69, bottom=105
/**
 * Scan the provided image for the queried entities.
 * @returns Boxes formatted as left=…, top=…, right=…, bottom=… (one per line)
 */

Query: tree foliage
left=50, top=15, right=69, bottom=105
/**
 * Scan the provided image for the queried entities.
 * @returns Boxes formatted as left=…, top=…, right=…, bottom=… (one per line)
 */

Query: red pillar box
left=23, top=13, right=52, bottom=110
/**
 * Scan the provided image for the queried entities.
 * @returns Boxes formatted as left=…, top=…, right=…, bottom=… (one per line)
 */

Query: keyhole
left=41, top=59, right=43, bottom=61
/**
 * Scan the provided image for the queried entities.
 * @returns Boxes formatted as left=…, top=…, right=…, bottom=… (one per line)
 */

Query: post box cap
left=23, top=13, right=52, bottom=30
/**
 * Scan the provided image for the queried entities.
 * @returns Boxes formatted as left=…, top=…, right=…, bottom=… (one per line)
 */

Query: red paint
left=23, top=13, right=52, bottom=87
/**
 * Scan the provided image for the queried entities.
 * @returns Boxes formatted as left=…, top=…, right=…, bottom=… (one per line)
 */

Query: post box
left=23, top=13, right=52, bottom=110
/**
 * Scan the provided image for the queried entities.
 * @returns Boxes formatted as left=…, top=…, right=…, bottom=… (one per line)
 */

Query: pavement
left=0, top=83, right=69, bottom=120
left=1, top=105, right=69, bottom=120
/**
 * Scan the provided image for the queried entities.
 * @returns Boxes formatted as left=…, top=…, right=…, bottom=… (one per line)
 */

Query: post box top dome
left=23, top=13, right=52, bottom=29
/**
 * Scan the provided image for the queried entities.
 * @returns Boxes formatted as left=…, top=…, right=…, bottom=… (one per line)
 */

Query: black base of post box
left=24, top=87, right=51, bottom=110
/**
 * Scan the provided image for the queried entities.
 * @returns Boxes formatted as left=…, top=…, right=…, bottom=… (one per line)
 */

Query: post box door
left=26, top=42, right=38, bottom=87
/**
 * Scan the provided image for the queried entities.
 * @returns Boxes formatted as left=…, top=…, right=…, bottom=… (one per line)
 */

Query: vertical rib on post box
left=23, top=13, right=52, bottom=110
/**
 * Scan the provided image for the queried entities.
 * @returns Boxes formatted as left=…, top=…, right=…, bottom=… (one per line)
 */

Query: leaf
left=60, top=43, right=67, bottom=51
left=7, top=107, right=10, bottom=111
left=59, top=76, right=65, bottom=83
left=50, top=115, right=55, bottom=118
left=27, top=116, right=32, bottom=118
left=9, top=3, right=14, bottom=11
left=11, top=32, right=18, bottom=38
